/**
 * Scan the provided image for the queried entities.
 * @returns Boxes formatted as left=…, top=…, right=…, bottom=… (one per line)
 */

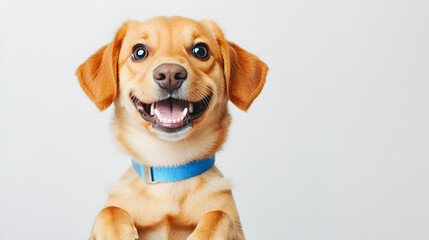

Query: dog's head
left=76, top=17, right=267, bottom=163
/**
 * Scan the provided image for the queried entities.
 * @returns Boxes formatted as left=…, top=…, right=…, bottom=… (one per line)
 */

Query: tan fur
left=76, top=16, right=268, bottom=240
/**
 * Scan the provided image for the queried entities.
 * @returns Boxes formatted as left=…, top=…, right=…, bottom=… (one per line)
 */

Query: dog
left=76, top=16, right=268, bottom=240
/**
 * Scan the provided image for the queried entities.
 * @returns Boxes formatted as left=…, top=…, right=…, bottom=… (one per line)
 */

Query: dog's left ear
left=202, top=20, right=268, bottom=111
left=76, top=22, right=129, bottom=111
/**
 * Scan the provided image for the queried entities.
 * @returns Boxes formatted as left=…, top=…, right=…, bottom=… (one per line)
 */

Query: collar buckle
left=144, top=165, right=157, bottom=184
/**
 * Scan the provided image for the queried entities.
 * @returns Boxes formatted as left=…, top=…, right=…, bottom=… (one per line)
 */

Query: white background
left=1, top=0, right=429, bottom=239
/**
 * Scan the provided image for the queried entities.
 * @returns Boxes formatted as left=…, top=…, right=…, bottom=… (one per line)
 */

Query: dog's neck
left=132, top=155, right=215, bottom=183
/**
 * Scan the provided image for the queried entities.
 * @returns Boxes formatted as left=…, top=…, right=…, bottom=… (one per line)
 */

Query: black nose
left=153, top=63, right=187, bottom=92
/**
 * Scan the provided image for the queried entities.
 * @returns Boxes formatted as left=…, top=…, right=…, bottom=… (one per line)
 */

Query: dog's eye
left=131, top=44, right=149, bottom=61
left=192, top=43, right=210, bottom=61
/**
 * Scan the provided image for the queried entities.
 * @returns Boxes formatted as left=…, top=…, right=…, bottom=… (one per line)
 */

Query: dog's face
left=117, top=18, right=229, bottom=141
left=76, top=17, right=267, bottom=160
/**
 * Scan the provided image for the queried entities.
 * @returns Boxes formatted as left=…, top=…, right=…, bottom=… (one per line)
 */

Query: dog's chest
left=137, top=217, right=195, bottom=240
left=106, top=182, right=196, bottom=239
left=106, top=167, right=231, bottom=239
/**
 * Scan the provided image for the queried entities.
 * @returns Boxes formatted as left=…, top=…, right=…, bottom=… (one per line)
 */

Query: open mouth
left=131, top=94, right=211, bottom=133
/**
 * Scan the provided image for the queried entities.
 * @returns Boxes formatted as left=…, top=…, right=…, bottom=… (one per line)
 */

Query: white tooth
left=168, top=119, right=173, bottom=124
left=150, top=104, right=155, bottom=115
left=154, top=109, right=161, bottom=118
left=189, top=103, right=194, bottom=113
left=182, top=107, right=188, bottom=117
left=173, top=119, right=177, bottom=123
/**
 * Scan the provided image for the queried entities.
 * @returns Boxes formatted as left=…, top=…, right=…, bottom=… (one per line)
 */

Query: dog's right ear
left=76, top=22, right=129, bottom=111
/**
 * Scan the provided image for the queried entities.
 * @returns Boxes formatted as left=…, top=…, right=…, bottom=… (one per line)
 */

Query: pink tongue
left=155, top=99, right=187, bottom=119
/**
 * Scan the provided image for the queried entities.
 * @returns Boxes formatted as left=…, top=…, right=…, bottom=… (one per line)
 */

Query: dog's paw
left=89, top=206, right=139, bottom=240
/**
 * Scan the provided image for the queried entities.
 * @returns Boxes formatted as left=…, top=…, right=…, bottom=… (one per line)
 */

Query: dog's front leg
left=89, top=206, right=139, bottom=240
left=187, top=211, right=245, bottom=240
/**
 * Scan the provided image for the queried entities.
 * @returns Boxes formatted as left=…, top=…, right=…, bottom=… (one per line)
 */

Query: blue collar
left=132, top=155, right=215, bottom=183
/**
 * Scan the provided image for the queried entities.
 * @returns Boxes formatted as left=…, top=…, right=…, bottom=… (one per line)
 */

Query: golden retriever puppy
left=76, top=16, right=268, bottom=240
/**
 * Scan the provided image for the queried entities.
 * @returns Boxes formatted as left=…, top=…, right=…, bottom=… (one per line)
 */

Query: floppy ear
left=202, top=20, right=268, bottom=111
left=75, top=22, right=129, bottom=111
left=224, top=41, right=268, bottom=111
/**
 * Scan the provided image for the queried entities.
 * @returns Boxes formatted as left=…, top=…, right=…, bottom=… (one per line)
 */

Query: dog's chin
left=152, top=124, right=192, bottom=141
left=131, top=94, right=211, bottom=142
